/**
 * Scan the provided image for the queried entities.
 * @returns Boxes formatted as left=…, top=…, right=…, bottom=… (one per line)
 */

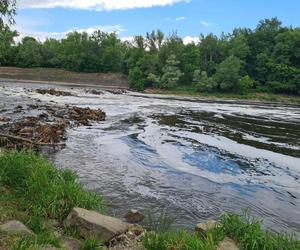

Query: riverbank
left=145, top=87, right=300, bottom=105
left=0, top=150, right=299, bottom=249
left=1, top=67, right=300, bottom=106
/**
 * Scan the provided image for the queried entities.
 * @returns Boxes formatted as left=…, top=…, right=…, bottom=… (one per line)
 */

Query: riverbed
left=1, top=81, right=300, bottom=233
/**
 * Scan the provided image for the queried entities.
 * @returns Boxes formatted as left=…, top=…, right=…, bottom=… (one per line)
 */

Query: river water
left=1, top=81, right=300, bottom=233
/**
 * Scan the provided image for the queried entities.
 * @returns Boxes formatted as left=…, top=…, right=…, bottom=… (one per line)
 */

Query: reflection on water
left=1, top=82, right=300, bottom=233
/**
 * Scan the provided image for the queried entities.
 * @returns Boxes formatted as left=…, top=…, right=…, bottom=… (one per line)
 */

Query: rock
left=128, top=224, right=144, bottom=238
left=61, top=236, right=82, bottom=250
left=64, top=208, right=129, bottom=243
left=195, top=220, right=221, bottom=235
left=0, top=220, right=34, bottom=235
left=124, top=210, right=145, bottom=224
left=217, top=237, right=240, bottom=250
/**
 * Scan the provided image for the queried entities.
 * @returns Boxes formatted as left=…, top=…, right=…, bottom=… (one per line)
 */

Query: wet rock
left=107, top=89, right=127, bottom=95
left=61, top=236, right=82, bottom=250
left=64, top=208, right=129, bottom=243
left=124, top=210, right=145, bottom=224
left=217, top=237, right=240, bottom=250
left=36, top=88, right=76, bottom=97
left=195, top=220, right=221, bottom=235
left=0, top=220, right=34, bottom=235
left=86, top=89, right=104, bottom=95
left=0, top=116, right=10, bottom=123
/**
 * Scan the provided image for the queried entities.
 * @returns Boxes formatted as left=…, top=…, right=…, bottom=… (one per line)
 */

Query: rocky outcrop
left=217, top=237, right=240, bottom=250
left=0, top=220, right=34, bottom=235
left=64, top=208, right=129, bottom=243
left=195, top=220, right=221, bottom=235
left=124, top=210, right=145, bottom=224
left=61, top=236, right=82, bottom=250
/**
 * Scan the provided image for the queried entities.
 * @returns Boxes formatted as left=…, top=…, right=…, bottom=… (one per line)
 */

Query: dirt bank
left=0, top=67, right=129, bottom=89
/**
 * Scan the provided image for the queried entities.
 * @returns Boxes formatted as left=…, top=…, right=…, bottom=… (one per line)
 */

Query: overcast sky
left=15, top=0, right=300, bottom=43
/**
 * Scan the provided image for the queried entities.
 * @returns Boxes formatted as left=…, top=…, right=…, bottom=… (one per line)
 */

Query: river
left=1, top=81, right=300, bottom=234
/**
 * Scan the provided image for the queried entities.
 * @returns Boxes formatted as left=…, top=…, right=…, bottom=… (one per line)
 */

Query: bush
left=128, top=66, right=145, bottom=91
left=0, top=150, right=105, bottom=221
left=237, top=75, right=254, bottom=93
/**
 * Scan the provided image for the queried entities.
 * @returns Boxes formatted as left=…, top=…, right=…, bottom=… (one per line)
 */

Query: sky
left=14, top=0, right=300, bottom=43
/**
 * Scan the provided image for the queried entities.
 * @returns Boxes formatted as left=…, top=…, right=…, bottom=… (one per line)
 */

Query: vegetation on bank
left=143, top=212, right=300, bottom=250
left=0, top=150, right=105, bottom=249
left=146, top=85, right=300, bottom=105
left=0, top=150, right=299, bottom=249
left=1, top=0, right=300, bottom=96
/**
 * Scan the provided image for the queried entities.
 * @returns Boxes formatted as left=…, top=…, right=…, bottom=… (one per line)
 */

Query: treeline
left=0, top=17, right=300, bottom=94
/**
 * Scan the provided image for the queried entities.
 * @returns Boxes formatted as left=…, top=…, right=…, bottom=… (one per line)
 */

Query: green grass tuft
left=0, top=150, right=105, bottom=221
left=220, top=212, right=300, bottom=250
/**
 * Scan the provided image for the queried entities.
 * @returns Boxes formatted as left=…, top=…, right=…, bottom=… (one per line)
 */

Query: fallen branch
left=0, top=133, right=66, bottom=147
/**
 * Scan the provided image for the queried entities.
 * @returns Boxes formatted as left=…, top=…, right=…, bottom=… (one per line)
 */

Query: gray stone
left=195, top=220, right=221, bottom=235
left=124, top=210, right=145, bottom=224
left=64, top=208, right=129, bottom=243
left=61, top=236, right=81, bottom=250
left=0, top=220, right=34, bottom=235
left=217, top=237, right=240, bottom=250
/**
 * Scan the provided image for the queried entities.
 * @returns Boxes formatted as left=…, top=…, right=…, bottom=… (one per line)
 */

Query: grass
left=143, top=212, right=300, bottom=250
left=146, top=85, right=300, bottom=105
left=221, top=212, right=300, bottom=250
left=0, top=150, right=105, bottom=249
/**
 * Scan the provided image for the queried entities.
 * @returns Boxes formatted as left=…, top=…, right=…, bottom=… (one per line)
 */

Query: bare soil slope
left=0, top=67, right=129, bottom=89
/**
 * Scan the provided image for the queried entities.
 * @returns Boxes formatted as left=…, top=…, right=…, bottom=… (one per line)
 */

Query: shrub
left=128, top=66, right=145, bottom=91
left=237, top=75, right=254, bottom=93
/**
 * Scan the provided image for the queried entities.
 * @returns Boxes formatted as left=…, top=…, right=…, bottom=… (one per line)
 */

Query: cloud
left=15, top=24, right=126, bottom=42
left=18, top=0, right=190, bottom=11
left=183, top=36, right=200, bottom=45
left=176, top=16, right=186, bottom=21
left=200, top=20, right=211, bottom=27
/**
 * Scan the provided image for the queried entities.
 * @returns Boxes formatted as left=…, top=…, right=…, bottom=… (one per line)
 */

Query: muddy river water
left=1, top=81, right=300, bottom=234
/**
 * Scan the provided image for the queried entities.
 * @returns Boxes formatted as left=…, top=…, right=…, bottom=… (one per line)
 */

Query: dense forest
left=0, top=1, right=299, bottom=94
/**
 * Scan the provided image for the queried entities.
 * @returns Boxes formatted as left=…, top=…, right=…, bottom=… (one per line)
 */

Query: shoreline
left=1, top=77, right=300, bottom=107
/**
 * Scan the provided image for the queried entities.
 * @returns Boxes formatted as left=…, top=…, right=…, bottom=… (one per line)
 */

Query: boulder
left=195, top=220, right=221, bottom=235
left=64, top=208, right=129, bottom=243
left=0, top=220, right=34, bottom=235
left=124, top=210, right=145, bottom=224
left=217, top=237, right=240, bottom=250
left=61, top=236, right=82, bottom=250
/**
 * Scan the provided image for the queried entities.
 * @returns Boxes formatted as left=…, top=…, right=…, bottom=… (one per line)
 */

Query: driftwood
left=0, top=133, right=66, bottom=147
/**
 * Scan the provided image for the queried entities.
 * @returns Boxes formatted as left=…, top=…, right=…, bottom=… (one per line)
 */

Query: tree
left=195, top=71, right=217, bottom=92
left=0, top=0, right=16, bottom=27
left=0, top=25, right=17, bottom=65
left=128, top=66, right=145, bottom=91
left=16, top=37, right=42, bottom=67
left=214, top=55, right=241, bottom=91
left=160, top=54, right=183, bottom=89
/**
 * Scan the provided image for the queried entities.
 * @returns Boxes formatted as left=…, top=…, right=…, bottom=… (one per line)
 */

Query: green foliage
left=16, top=37, right=43, bottom=68
left=147, top=73, right=161, bottom=88
left=0, top=150, right=105, bottom=221
left=128, top=66, right=145, bottom=91
left=195, top=71, right=217, bottom=92
left=221, top=212, right=300, bottom=250
left=160, top=54, right=183, bottom=89
left=81, top=237, right=104, bottom=250
left=143, top=230, right=216, bottom=250
left=214, top=55, right=241, bottom=91
left=1, top=15, right=300, bottom=95
left=237, top=75, right=254, bottom=93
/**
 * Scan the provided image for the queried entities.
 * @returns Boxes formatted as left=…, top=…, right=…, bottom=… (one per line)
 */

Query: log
left=0, top=133, right=66, bottom=147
